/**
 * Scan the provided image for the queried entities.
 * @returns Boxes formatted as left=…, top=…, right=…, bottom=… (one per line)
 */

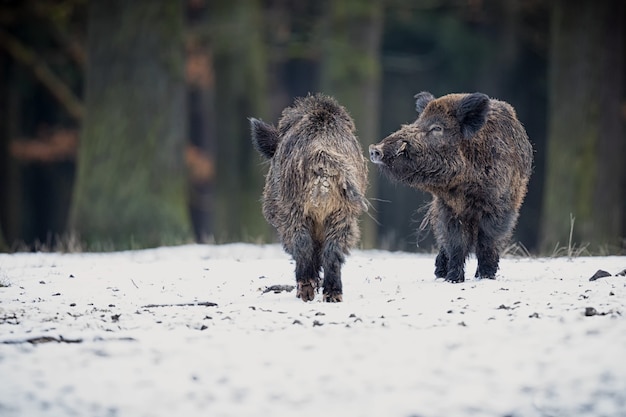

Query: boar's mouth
left=369, top=140, right=407, bottom=166
left=369, top=139, right=424, bottom=185
left=369, top=144, right=384, bottom=165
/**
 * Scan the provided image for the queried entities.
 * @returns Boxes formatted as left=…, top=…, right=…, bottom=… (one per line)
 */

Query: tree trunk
left=0, top=51, right=7, bottom=252
left=0, top=51, right=24, bottom=251
left=319, top=0, right=384, bottom=249
left=540, top=0, right=625, bottom=253
left=186, top=4, right=218, bottom=243
left=70, top=0, right=191, bottom=250
left=209, top=0, right=271, bottom=243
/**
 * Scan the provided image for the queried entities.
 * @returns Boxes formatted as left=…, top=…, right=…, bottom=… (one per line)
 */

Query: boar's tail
left=344, top=178, right=369, bottom=213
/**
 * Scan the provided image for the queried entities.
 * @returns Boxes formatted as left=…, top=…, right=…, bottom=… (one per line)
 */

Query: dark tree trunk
left=186, top=3, right=218, bottom=243
left=209, top=0, right=271, bottom=243
left=0, top=51, right=7, bottom=251
left=0, top=53, right=24, bottom=250
left=71, top=0, right=191, bottom=250
left=320, top=0, right=384, bottom=249
left=540, top=0, right=625, bottom=253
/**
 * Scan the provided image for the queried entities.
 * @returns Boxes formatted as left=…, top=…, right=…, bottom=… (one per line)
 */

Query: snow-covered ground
left=1, top=243, right=625, bottom=417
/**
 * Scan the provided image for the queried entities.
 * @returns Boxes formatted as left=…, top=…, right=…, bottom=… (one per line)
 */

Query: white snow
left=1, top=243, right=625, bottom=417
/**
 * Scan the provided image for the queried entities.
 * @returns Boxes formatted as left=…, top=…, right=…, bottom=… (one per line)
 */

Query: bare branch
left=28, top=1, right=86, bottom=68
left=141, top=301, right=218, bottom=308
left=0, top=28, right=84, bottom=121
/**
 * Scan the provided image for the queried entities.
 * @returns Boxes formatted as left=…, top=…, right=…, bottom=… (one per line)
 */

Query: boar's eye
left=429, top=124, right=443, bottom=134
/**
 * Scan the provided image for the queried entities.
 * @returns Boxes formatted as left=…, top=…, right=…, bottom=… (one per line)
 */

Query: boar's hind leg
left=475, top=230, right=499, bottom=279
left=321, top=240, right=345, bottom=302
left=475, top=213, right=512, bottom=279
left=293, top=230, right=321, bottom=302
left=320, top=219, right=354, bottom=302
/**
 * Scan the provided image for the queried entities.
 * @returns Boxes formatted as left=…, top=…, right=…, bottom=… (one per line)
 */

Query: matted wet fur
left=370, top=92, right=533, bottom=283
left=250, top=94, right=368, bottom=301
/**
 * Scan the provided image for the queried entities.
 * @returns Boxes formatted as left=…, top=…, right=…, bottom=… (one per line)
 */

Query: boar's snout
left=369, top=144, right=384, bottom=164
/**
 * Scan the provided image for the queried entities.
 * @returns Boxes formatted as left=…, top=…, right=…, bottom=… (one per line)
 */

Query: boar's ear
left=456, top=93, right=489, bottom=139
left=414, top=92, right=435, bottom=116
left=250, top=117, right=279, bottom=159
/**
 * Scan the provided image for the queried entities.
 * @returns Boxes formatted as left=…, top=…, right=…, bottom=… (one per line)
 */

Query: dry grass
left=502, top=241, right=532, bottom=258
left=550, top=213, right=590, bottom=258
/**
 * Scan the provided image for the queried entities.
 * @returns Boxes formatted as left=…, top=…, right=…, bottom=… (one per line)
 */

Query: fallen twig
left=2, top=335, right=83, bottom=345
left=141, top=301, right=218, bottom=308
left=262, top=285, right=296, bottom=294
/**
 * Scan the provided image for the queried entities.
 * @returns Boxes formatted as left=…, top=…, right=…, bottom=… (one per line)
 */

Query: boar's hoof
left=474, top=268, right=496, bottom=280
left=323, top=291, right=343, bottom=303
left=445, top=272, right=465, bottom=283
left=296, top=280, right=318, bottom=302
left=474, top=271, right=496, bottom=280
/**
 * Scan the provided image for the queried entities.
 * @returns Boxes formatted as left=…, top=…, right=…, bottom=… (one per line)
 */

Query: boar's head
left=369, top=91, right=489, bottom=190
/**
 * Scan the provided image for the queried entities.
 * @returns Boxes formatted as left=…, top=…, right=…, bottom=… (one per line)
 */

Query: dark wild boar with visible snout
left=369, top=92, right=532, bottom=283
left=250, top=94, right=368, bottom=302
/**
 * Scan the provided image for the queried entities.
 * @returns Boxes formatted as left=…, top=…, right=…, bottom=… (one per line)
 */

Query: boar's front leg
left=444, top=249, right=467, bottom=283
left=441, top=219, right=471, bottom=283
left=293, top=230, right=321, bottom=302
left=432, top=209, right=469, bottom=283
left=434, top=247, right=448, bottom=278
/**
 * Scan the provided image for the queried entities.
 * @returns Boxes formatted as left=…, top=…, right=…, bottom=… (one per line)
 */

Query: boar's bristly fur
left=251, top=94, right=368, bottom=302
left=369, top=92, right=533, bottom=283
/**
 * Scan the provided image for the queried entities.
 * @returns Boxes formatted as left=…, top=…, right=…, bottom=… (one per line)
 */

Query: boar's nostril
left=369, top=145, right=383, bottom=163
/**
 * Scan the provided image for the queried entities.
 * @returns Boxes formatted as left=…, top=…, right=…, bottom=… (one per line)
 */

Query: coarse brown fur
left=250, top=94, right=368, bottom=301
left=369, top=92, right=533, bottom=282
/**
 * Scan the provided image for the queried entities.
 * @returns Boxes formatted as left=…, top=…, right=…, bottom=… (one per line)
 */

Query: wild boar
left=250, top=94, right=368, bottom=301
left=369, top=92, right=533, bottom=282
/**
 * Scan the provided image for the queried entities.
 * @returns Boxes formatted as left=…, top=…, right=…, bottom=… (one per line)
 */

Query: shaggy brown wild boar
left=250, top=94, right=368, bottom=302
left=369, top=92, right=533, bottom=282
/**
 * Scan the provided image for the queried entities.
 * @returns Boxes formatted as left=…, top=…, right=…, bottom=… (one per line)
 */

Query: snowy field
left=1, top=243, right=625, bottom=417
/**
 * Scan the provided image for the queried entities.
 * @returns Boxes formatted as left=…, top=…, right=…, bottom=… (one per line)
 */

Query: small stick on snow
left=141, top=301, right=218, bottom=308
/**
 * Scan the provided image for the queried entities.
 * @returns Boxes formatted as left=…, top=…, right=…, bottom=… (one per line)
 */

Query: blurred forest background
left=0, top=0, right=624, bottom=254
